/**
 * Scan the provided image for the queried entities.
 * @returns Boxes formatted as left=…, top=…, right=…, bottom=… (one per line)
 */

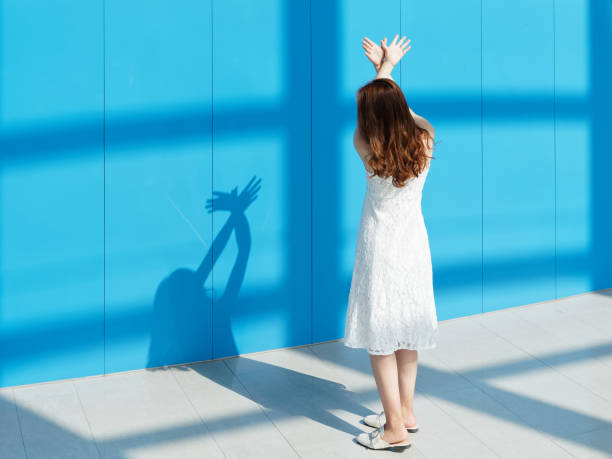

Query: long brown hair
left=357, top=78, right=435, bottom=187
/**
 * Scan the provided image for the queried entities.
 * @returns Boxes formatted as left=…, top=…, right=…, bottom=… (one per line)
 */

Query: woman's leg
left=395, top=349, right=419, bottom=427
left=369, top=353, right=408, bottom=443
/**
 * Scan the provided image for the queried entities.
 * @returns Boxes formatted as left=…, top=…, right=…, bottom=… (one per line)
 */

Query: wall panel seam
left=480, top=0, right=484, bottom=314
left=399, top=0, right=402, bottom=87
left=211, top=0, right=215, bottom=358
left=310, top=0, right=314, bottom=345
left=553, top=0, right=558, bottom=299
left=103, top=0, right=107, bottom=375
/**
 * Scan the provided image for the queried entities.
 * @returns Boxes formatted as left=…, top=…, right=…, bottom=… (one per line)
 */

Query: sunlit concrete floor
left=1, top=289, right=612, bottom=459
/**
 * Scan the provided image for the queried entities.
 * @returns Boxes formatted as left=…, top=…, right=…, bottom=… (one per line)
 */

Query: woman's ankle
left=384, top=421, right=409, bottom=437
left=402, top=410, right=417, bottom=425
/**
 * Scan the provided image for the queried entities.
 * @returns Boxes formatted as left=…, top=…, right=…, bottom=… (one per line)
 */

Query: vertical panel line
left=211, top=0, right=215, bottom=358
left=480, top=0, right=484, bottom=314
left=310, top=0, right=313, bottom=345
left=103, top=0, right=107, bottom=375
left=553, top=0, right=557, bottom=299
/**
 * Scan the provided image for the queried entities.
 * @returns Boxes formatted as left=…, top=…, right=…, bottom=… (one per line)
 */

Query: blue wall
left=1, top=0, right=610, bottom=388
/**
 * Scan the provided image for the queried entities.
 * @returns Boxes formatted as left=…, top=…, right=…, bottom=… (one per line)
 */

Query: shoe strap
left=370, top=425, right=389, bottom=448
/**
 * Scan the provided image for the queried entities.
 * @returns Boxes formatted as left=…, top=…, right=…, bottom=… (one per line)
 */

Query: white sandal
left=362, top=410, right=420, bottom=432
left=355, top=424, right=411, bottom=450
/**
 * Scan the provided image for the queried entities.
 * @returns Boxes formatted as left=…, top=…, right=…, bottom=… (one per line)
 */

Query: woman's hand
left=380, top=34, right=411, bottom=67
left=205, top=176, right=261, bottom=214
left=362, top=36, right=384, bottom=71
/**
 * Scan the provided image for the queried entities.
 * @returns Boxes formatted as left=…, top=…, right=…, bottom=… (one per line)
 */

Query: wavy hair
left=356, top=78, right=435, bottom=187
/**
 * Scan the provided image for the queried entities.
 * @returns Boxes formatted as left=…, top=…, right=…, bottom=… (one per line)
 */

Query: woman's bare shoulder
left=353, top=128, right=374, bottom=173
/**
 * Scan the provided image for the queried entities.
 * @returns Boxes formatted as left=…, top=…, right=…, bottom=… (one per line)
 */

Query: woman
left=343, top=34, right=438, bottom=451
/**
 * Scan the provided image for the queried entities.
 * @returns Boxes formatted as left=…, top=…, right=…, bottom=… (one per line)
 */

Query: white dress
left=343, top=151, right=439, bottom=355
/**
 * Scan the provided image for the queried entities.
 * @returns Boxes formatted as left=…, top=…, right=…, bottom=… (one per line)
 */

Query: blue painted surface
left=0, top=0, right=610, bottom=388
left=555, top=0, right=593, bottom=297
left=588, top=0, right=612, bottom=293
left=482, top=1, right=557, bottom=312
left=0, top=0, right=105, bottom=388
left=104, top=0, right=213, bottom=373
left=211, top=0, right=311, bottom=358
left=401, top=0, right=483, bottom=321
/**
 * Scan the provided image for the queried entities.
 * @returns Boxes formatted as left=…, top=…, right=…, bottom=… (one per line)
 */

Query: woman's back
left=360, top=135, right=432, bottom=210
left=344, top=135, right=438, bottom=355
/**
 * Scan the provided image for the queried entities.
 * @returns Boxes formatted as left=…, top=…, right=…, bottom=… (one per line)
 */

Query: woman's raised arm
left=375, top=35, right=410, bottom=81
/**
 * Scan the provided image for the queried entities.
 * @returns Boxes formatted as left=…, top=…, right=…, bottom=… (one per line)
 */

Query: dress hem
left=342, top=338, right=437, bottom=355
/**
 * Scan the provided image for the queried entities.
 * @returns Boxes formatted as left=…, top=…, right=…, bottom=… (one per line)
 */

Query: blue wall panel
left=211, top=0, right=311, bottom=358
left=312, top=0, right=401, bottom=343
left=105, top=0, right=213, bottom=372
left=401, top=0, right=483, bottom=321
left=555, top=0, right=593, bottom=297
left=482, top=0, right=556, bottom=312
left=0, top=1, right=104, bottom=386
left=588, top=0, right=612, bottom=292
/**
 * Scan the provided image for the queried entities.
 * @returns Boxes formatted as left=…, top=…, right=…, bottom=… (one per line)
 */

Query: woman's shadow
left=146, top=175, right=373, bottom=439
left=147, top=175, right=261, bottom=367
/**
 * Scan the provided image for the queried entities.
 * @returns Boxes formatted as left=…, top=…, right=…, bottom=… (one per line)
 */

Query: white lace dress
left=343, top=159, right=439, bottom=355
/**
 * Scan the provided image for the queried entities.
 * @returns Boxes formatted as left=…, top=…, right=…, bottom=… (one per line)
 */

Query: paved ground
left=1, top=288, right=611, bottom=458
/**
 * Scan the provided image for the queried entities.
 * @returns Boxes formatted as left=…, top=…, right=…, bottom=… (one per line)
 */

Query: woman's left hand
left=381, top=34, right=411, bottom=67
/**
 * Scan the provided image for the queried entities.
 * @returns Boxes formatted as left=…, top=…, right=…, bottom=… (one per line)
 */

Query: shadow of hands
left=205, top=175, right=262, bottom=214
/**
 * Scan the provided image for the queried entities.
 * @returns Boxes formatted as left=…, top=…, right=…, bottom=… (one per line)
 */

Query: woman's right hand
left=362, top=36, right=384, bottom=71
left=380, top=34, right=411, bottom=67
